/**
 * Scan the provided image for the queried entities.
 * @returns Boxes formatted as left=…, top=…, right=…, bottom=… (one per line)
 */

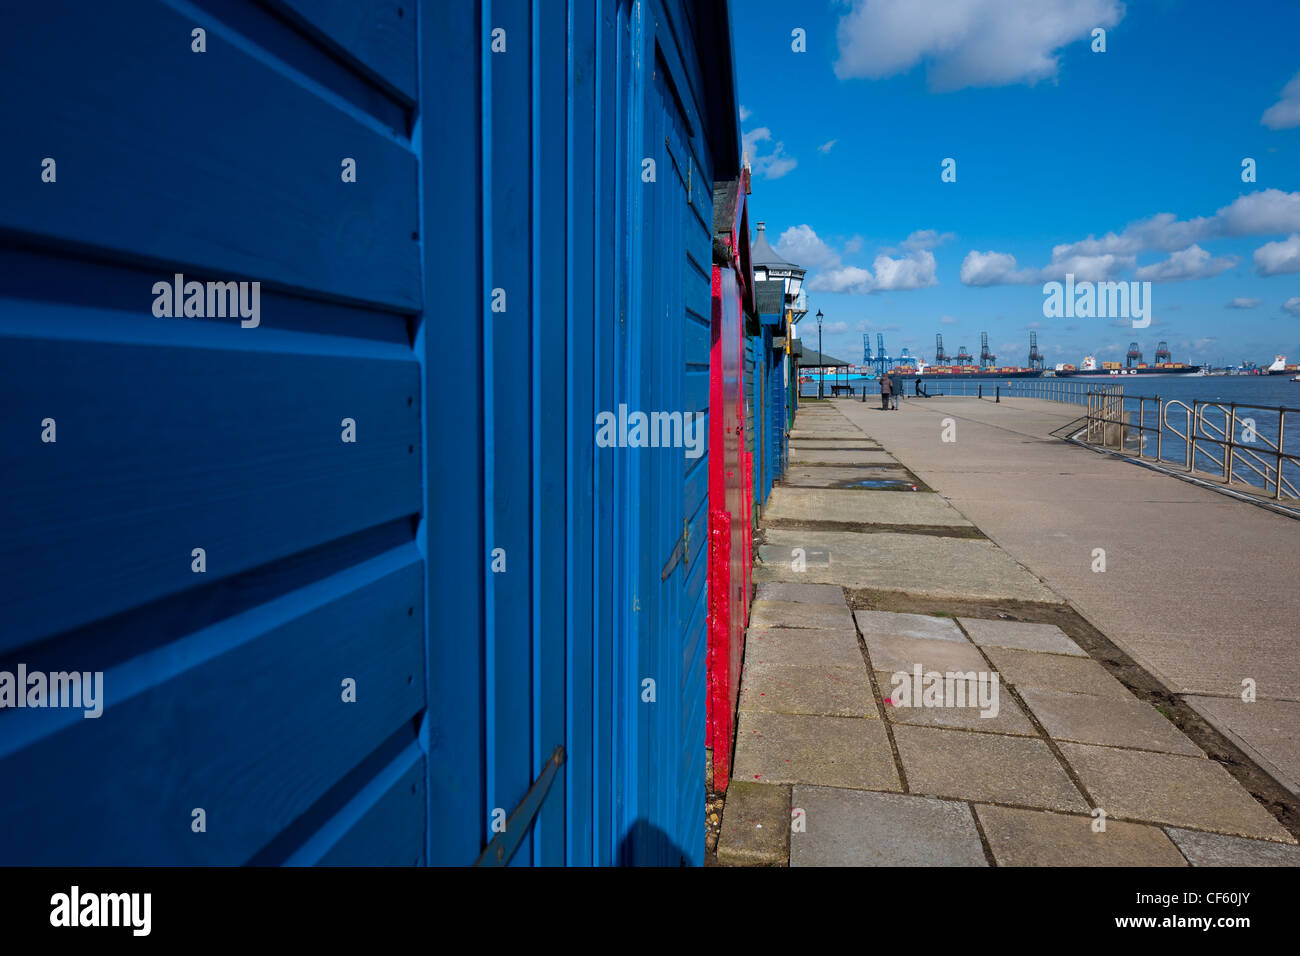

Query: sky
left=732, top=0, right=1300, bottom=369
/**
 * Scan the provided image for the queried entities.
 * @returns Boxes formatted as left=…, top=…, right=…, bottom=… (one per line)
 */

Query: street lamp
left=816, top=309, right=823, bottom=399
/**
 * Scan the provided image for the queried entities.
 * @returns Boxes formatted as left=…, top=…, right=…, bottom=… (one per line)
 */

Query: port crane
left=872, top=333, right=890, bottom=376
left=1126, top=341, right=1143, bottom=368
left=979, top=332, right=996, bottom=368
left=1027, top=331, right=1044, bottom=370
left=1154, top=341, right=1171, bottom=364
left=955, top=344, right=972, bottom=363
left=935, top=333, right=950, bottom=364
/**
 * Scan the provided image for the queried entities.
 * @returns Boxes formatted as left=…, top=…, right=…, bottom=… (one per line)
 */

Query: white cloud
left=833, top=0, right=1124, bottom=91
left=1262, top=71, right=1300, bottom=130
left=1228, top=297, right=1261, bottom=309
left=781, top=224, right=943, bottom=295
left=1254, top=234, right=1300, bottom=276
left=962, top=190, right=1300, bottom=287
left=1283, top=297, right=1300, bottom=317
left=775, top=224, right=840, bottom=269
left=960, top=251, right=1035, bottom=286
left=1134, top=245, right=1236, bottom=282
left=872, top=248, right=938, bottom=290
left=940, top=315, right=957, bottom=324
left=739, top=104, right=752, bottom=122
left=818, top=139, right=838, bottom=153
left=742, top=127, right=798, bottom=179
left=810, top=265, right=875, bottom=294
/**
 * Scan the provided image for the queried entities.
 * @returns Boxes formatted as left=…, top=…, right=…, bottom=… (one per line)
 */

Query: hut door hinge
left=660, top=518, right=690, bottom=580
left=474, top=745, right=566, bottom=867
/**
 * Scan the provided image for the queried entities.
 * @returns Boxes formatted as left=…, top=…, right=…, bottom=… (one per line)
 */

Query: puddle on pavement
left=839, top=478, right=919, bottom=490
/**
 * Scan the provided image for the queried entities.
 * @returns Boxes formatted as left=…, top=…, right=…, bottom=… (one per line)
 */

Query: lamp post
left=816, top=309, right=824, bottom=399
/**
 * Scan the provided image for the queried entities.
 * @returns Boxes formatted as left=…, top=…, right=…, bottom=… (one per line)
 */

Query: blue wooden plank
left=591, top=0, right=622, bottom=866
left=0, top=551, right=425, bottom=865
left=531, top=0, right=568, bottom=867
left=565, top=0, right=598, bottom=868
left=0, top=316, right=420, bottom=651
left=316, top=752, right=426, bottom=866
left=0, top=0, right=419, bottom=311
left=419, top=0, right=485, bottom=867
left=270, top=0, right=417, bottom=102
left=485, top=0, right=534, bottom=866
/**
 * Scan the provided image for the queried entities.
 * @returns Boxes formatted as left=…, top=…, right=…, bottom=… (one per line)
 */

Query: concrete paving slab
left=975, top=805, right=1187, bottom=866
left=731, top=711, right=901, bottom=791
left=765, top=487, right=971, bottom=526
left=1019, top=687, right=1202, bottom=756
left=877, top=671, right=1036, bottom=736
left=1058, top=742, right=1296, bottom=842
left=754, top=582, right=847, bottom=605
left=744, top=627, right=864, bottom=668
left=788, top=439, right=881, bottom=449
left=738, top=661, right=877, bottom=718
left=1165, top=827, right=1300, bottom=866
left=788, top=448, right=898, bottom=466
left=832, top=396, right=1300, bottom=798
left=756, top=530, right=1063, bottom=603
left=790, top=787, right=987, bottom=867
left=748, top=600, right=855, bottom=631
left=893, top=725, right=1088, bottom=811
left=780, top=466, right=919, bottom=489
left=865, top=633, right=989, bottom=674
left=984, top=646, right=1135, bottom=699
left=854, top=610, right=967, bottom=643
left=716, top=782, right=791, bottom=866
left=788, top=431, right=869, bottom=442
left=1184, top=697, right=1300, bottom=796
left=959, top=618, right=1086, bottom=656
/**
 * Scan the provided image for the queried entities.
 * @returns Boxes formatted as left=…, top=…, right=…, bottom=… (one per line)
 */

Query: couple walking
left=879, top=372, right=899, bottom=410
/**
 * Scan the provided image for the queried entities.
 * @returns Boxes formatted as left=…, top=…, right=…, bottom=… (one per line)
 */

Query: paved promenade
left=718, top=398, right=1300, bottom=866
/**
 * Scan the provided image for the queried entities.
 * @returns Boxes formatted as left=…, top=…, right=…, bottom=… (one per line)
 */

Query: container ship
left=1267, top=355, right=1300, bottom=375
left=888, top=358, right=1044, bottom=379
left=1054, top=354, right=1201, bottom=377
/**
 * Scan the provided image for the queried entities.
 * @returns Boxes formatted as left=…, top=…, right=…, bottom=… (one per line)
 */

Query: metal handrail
left=1153, top=398, right=1299, bottom=500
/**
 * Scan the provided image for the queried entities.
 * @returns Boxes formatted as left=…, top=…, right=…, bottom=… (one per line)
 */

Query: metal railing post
left=1226, top=404, right=1236, bottom=483
left=1277, top=410, right=1286, bottom=500
left=1156, top=397, right=1163, bottom=462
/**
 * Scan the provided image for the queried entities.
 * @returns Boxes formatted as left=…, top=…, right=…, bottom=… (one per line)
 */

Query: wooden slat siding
left=267, top=0, right=418, bottom=103
left=317, top=754, right=426, bottom=866
left=484, top=0, right=535, bottom=867
left=591, top=0, right=621, bottom=866
left=0, top=332, right=420, bottom=652
left=0, top=554, right=424, bottom=865
left=0, top=2, right=420, bottom=312
left=418, top=0, right=484, bottom=867
left=564, top=0, right=598, bottom=868
left=531, top=0, right=569, bottom=867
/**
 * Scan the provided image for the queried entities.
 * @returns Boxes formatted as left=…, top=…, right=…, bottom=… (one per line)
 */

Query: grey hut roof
left=750, top=222, right=798, bottom=270
left=754, top=279, right=786, bottom=316
left=796, top=347, right=853, bottom=368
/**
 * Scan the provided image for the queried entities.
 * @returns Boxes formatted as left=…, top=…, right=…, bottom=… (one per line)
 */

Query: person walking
left=890, top=374, right=900, bottom=410
left=879, top=372, right=892, bottom=410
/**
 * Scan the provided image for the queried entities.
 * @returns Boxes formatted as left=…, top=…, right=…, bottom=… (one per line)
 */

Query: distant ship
left=1267, top=354, right=1300, bottom=375
left=1054, top=354, right=1201, bottom=377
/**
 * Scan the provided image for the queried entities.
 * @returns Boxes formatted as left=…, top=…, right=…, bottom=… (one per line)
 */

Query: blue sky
left=732, top=0, right=1300, bottom=368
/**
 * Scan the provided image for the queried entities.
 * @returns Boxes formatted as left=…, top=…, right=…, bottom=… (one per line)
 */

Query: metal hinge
left=474, top=745, right=566, bottom=867
left=660, top=518, right=690, bottom=580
